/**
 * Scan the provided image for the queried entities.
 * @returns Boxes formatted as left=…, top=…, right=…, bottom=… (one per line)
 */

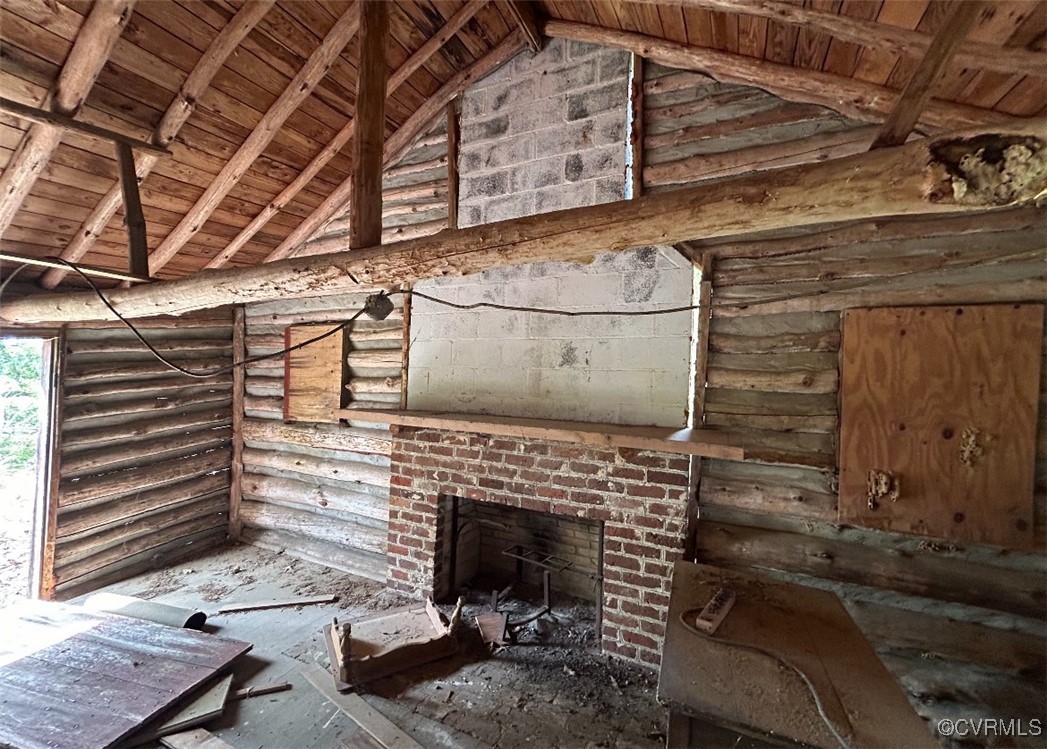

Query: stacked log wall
left=51, top=313, right=234, bottom=598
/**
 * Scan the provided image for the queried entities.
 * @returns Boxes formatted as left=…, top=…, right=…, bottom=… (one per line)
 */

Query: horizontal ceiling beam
left=2, top=125, right=1042, bottom=325
left=544, top=20, right=1027, bottom=131
left=0, top=97, right=169, bottom=155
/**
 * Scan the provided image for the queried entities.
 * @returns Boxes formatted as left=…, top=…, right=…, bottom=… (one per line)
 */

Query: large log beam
left=349, top=1, right=388, bottom=250
left=2, top=127, right=1044, bottom=324
left=545, top=20, right=1028, bottom=132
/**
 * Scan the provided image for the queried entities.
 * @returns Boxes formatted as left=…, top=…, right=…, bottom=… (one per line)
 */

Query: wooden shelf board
left=337, top=408, right=745, bottom=460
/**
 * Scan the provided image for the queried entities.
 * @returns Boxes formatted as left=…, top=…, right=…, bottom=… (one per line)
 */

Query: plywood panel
left=283, top=323, right=346, bottom=422
left=839, top=303, right=1044, bottom=548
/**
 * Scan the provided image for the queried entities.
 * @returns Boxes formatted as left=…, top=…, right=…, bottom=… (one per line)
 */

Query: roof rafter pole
left=0, top=0, right=136, bottom=240
left=633, top=0, right=1045, bottom=77
left=503, top=1, right=543, bottom=54
left=145, top=4, right=361, bottom=275
left=3, top=125, right=1043, bottom=324
left=870, top=0, right=984, bottom=150
left=39, top=0, right=275, bottom=290
left=349, top=0, right=388, bottom=250
left=204, top=0, right=488, bottom=270
left=544, top=20, right=1027, bottom=131
left=265, top=30, right=527, bottom=263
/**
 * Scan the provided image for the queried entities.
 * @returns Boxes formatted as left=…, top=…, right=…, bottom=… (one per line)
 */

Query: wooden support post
left=504, top=1, right=543, bottom=54
left=350, top=1, right=389, bottom=250
left=684, top=253, right=714, bottom=561
left=38, top=330, right=65, bottom=600
left=870, top=1, right=984, bottom=150
left=228, top=306, right=245, bottom=540
left=446, top=101, right=460, bottom=230
left=115, top=142, right=149, bottom=279
left=628, top=53, right=644, bottom=199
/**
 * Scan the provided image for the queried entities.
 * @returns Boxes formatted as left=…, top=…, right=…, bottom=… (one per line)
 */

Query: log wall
left=694, top=213, right=1047, bottom=743
left=51, top=313, right=234, bottom=598
left=239, top=291, right=404, bottom=581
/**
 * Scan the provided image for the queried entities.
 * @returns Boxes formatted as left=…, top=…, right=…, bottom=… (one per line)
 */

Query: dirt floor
left=0, top=469, right=35, bottom=607
left=83, top=542, right=771, bottom=748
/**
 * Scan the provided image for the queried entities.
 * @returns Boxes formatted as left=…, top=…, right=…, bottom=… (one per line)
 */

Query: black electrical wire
left=410, top=289, right=702, bottom=317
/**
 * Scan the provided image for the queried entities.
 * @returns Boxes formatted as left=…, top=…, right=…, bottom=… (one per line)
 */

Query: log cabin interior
left=0, top=0, right=1044, bottom=747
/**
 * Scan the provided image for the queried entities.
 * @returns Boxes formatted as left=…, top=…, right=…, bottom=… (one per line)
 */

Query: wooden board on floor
left=160, top=728, right=237, bottom=749
left=838, top=303, right=1044, bottom=548
left=0, top=600, right=251, bottom=749
left=134, top=674, right=234, bottom=744
left=658, top=560, right=937, bottom=749
left=283, top=323, right=346, bottom=422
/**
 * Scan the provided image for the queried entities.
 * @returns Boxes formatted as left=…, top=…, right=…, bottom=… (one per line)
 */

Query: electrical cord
left=678, top=609, right=855, bottom=749
left=411, top=289, right=700, bottom=317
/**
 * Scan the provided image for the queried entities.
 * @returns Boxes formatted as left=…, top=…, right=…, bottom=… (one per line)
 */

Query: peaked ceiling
left=0, top=0, right=1043, bottom=290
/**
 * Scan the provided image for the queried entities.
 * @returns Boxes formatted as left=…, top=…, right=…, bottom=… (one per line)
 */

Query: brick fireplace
left=386, top=426, right=690, bottom=667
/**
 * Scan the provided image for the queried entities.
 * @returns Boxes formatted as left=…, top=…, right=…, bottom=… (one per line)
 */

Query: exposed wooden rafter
left=205, top=0, right=488, bottom=270
left=0, top=97, right=168, bottom=155
left=870, top=1, right=983, bottom=150
left=544, top=20, right=1029, bottom=131
left=633, top=0, right=1042, bottom=77
left=264, top=30, right=527, bottom=263
left=145, top=4, right=361, bottom=275
left=3, top=126, right=1042, bottom=324
left=503, top=1, right=543, bottom=54
left=349, top=1, right=389, bottom=250
left=0, top=0, right=136, bottom=240
left=39, top=0, right=275, bottom=289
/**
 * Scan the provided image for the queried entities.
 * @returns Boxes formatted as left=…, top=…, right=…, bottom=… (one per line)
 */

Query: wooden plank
left=37, top=0, right=275, bottom=289
left=633, top=0, right=1043, bottom=76
left=871, top=1, right=984, bottom=149
left=115, top=141, right=149, bottom=278
left=503, top=0, right=543, bottom=53
left=340, top=408, right=744, bottom=460
left=545, top=20, right=1027, bottom=130
left=0, top=96, right=167, bottom=155
left=302, top=664, right=425, bottom=749
left=0, top=0, right=136, bottom=239
left=229, top=307, right=245, bottom=539
left=140, top=674, right=233, bottom=742
left=243, top=417, right=391, bottom=455
left=216, top=595, right=338, bottom=614
left=629, top=53, right=644, bottom=198
left=161, top=729, right=237, bottom=749
left=838, top=304, right=1044, bottom=548
left=350, top=0, right=389, bottom=250
left=446, top=102, right=459, bottom=230
left=146, top=5, right=361, bottom=274
left=283, top=323, right=346, bottom=423
left=0, top=252, right=149, bottom=284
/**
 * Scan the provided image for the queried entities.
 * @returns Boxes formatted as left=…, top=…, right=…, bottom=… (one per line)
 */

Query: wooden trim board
left=338, top=409, right=745, bottom=460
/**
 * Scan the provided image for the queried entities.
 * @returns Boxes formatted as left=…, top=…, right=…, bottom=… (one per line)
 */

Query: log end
left=926, top=134, right=1047, bottom=207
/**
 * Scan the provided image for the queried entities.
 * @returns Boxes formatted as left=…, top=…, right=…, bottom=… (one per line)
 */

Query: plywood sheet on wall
left=283, top=324, right=346, bottom=423
left=839, top=304, right=1044, bottom=549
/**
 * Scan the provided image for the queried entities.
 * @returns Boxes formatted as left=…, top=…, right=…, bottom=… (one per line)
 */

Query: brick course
left=387, top=426, right=689, bottom=668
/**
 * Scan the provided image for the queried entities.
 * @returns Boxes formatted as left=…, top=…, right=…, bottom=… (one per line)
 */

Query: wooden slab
left=658, top=561, right=936, bottom=749
left=133, top=674, right=234, bottom=744
left=160, top=729, right=237, bottom=749
left=338, top=408, right=745, bottom=460
left=215, top=594, right=338, bottom=614
left=839, top=303, right=1044, bottom=548
left=284, top=323, right=346, bottom=422
left=0, top=600, right=251, bottom=749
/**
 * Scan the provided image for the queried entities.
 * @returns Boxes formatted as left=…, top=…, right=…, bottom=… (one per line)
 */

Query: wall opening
left=0, top=336, right=56, bottom=604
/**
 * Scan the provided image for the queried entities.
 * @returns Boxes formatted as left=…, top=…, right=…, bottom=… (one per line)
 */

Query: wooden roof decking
left=0, top=0, right=1043, bottom=290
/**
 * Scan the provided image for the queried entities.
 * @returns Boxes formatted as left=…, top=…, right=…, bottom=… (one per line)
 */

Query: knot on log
left=927, top=134, right=1047, bottom=206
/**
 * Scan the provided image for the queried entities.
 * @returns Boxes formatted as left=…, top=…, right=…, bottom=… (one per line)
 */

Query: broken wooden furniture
left=499, top=544, right=573, bottom=619
left=0, top=599, right=251, bottom=749
left=659, top=560, right=937, bottom=749
left=323, top=597, right=464, bottom=691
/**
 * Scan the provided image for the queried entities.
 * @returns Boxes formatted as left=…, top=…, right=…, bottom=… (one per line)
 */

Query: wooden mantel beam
left=544, top=20, right=1027, bottom=132
left=870, top=1, right=982, bottom=150
left=38, top=0, right=274, bottom=289
left=0, top=0, right=136, bottom=240
left=633, top=0, right=1043, bottom=77
left=2, top=127, right=1044, bottom=324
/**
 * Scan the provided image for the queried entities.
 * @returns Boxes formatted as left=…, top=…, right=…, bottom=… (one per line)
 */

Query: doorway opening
left=0, top=336, right=56, bottom=605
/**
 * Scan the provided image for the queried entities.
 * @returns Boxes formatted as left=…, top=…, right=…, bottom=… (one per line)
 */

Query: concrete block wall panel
left=408, top=39, right=695, bottom=427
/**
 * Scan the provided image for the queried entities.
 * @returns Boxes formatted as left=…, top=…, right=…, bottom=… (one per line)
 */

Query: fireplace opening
left=436, top=495, right=603, bottom=644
